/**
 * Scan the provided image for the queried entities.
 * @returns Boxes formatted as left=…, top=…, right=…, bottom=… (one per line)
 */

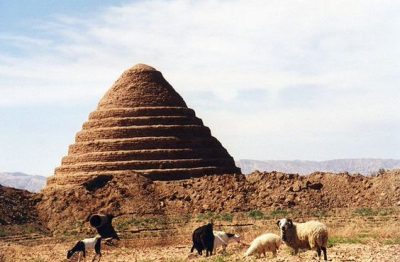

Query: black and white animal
left=67, top=236, right=102, bottom=262
left=277, top=218, right=328, bottom=261
left=213, top=231, right=241, bottom=253
left=190, top=223, right=215, bottom=256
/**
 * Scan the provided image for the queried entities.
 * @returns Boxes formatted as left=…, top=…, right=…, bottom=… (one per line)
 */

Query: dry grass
left=1, top=209, right=400, bottom=261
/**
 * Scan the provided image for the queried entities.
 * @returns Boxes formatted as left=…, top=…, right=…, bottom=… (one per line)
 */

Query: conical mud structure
left=47, top=64, right=240, bottom=188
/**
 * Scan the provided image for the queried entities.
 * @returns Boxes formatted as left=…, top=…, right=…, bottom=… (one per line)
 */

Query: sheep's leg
left=92, top=253, right=102, bottom=262
left=317, top=247, right=321, bottom=259
left=272, top=250, right=277, bottom=257
left=321, top=247, right=327, bottom=261
left=293, top=248, right=302, bottom=259
left=222, top=244, right=227, bottom=253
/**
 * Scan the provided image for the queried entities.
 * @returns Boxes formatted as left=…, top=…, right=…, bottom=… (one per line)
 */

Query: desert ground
left=1, top=209, right=399, bottom=262
left=1, top=240, right=399, bottom=262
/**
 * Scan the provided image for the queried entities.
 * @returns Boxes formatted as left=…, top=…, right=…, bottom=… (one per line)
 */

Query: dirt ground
left=0, top=240, right=399, bottom=262
left=1, top=210, right=400, bottom=261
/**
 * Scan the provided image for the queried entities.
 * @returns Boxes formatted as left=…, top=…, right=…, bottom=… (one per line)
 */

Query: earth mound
left=47, top=63, right=240, bottom=189
left=0, top=184, right=39, bottom=225
left=247, top=169, right=400, bottom=210
left=36, top=170, right=400, bottom=231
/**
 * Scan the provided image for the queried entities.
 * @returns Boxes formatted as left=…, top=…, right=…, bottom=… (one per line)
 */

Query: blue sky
left=1, top=0, right=400, bottom=176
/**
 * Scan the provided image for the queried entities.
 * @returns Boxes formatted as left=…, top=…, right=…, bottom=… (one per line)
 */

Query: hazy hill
left=236, top=159, right=400, bottom=175
left=0, top=172, right=46, bottom=192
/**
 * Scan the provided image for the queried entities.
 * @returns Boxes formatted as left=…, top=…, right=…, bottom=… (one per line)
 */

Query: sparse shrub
left=248, top=210, right=265, bottom=220
left=116, top=220, right=132, bottom=231
left=220, top=213, right=233, bottom=222
left=116, top=217, right=167, bottom=231
left=378, top=208, right=394, bottom=216
left=383, top=238, right=400, bottom=245
left=24, top=225, right=38, bottom=234
left=195, top=212, right=233, bottom=222
left=310, top=209, right=327, bottom=218
left=196, top=212, right=216, bottom=222
left=353, top=208, right=378, bottom=217
left=0, top=228, right=7, bottom=237
left=62, top=229, right=79, bottom=237
left=270, top=209, right=289, bottom=218
left=327, top=236, right=364, bottom=247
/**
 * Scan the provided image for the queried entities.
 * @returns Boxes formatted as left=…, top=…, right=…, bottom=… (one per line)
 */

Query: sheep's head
left=277, top=218, right=293, bottom=241
left=67, top=249, right=74, bottom=259
left=233, top=234, right=241, bottom=243
left=227, top=233, right=241, bottom=243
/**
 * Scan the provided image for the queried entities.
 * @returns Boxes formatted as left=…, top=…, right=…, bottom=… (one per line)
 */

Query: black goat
left=190, top=223, right=214, bottom=256
left=88, top=214, right=120, bottom=241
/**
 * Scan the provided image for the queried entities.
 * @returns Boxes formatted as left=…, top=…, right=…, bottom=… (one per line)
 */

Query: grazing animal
left=213, top=231, right=241, bottom=253
left=67, top=236, right=102, bottom=262
left=190, top=223, right=215, bottom=256
left=88, top=214, right=120, bottom=241
left=277, top=218, right=328, bottom=261
left=244, top=233, right=281, bottom=258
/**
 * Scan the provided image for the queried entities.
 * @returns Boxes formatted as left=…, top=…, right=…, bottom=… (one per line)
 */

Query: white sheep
left=244, top=233, right=281, bottom=258
left=213, top=231, right=241, bottom=253
left=277, top=218, right=328, bottom=261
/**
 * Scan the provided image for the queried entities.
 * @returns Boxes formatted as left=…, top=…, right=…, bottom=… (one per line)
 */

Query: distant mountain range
left=1, top=159, right=399, bottom=192
left=236, top=159, right=400, bottom=175
left=0, top=172, right=46, bottom=192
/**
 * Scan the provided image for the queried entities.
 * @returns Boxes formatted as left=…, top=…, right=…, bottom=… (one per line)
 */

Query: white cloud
left=1, top=1, right=399, bottom=100
left=0, top=0, right=400, bottom=170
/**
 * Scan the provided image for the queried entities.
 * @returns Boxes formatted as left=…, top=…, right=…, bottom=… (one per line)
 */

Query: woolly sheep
left=244, top=233, right=281, bottom=258
left=213, top=231, right=241, bottom=253
left=277, top=218, right=328, bottom=261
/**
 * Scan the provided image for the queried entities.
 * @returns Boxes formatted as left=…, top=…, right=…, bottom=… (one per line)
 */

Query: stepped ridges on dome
left=48, top=63, right=241, bottom=187
left=68, top=137, right=224, bottom=154
left=82, top=116, right=203, bottom=129
left=89, top=107, right=196, bottom=119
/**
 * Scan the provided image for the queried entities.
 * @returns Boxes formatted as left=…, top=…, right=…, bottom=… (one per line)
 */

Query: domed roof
left=98, top=64, right=187, bottom=109
left=47, top=64, right=241, bottom=187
